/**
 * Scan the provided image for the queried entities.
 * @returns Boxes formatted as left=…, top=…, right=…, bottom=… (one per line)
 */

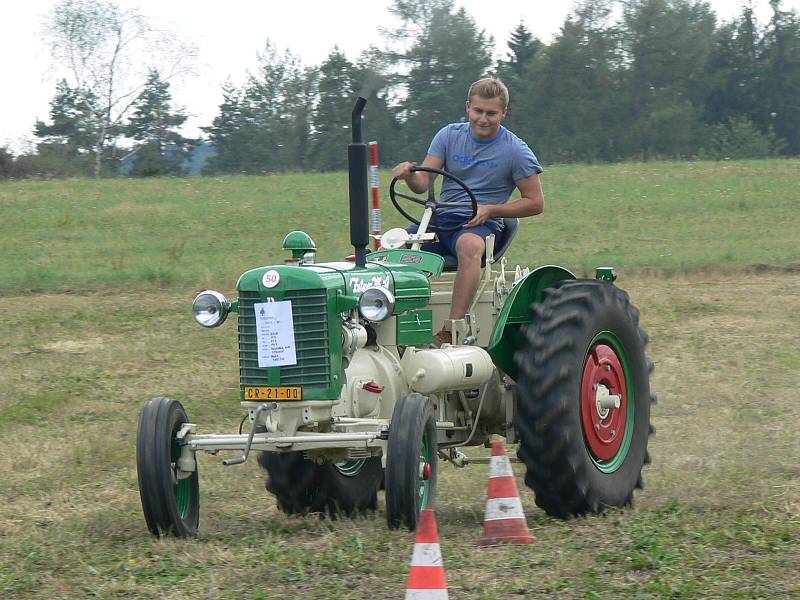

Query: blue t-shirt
left=427, top=123, right=542, bottom=220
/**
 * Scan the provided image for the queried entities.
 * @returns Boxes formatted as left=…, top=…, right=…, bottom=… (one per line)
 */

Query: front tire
left=258, top=451, right=382, bottom=517
left=136, top=397, right=200, bottom=537
left=515, top=280, right=655, bottom=518
left=385, top=393, right=438, bottom=530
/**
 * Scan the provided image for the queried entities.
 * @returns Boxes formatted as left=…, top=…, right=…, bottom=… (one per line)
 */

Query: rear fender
left=487, top=265, right=576, bottom=381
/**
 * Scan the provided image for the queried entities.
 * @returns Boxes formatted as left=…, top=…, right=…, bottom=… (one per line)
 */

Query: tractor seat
left=441, top=218, right=519, bottom=272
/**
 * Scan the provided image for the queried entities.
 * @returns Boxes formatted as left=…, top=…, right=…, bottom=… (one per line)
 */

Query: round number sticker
left=262, top=270, right=280, bottom=288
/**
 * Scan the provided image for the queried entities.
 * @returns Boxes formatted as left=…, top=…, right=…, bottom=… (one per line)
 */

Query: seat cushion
left=440, top=218, right=518, bottom=272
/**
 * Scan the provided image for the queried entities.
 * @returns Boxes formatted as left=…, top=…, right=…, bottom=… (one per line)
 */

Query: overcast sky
left=1, top=0, right=797, bottom=152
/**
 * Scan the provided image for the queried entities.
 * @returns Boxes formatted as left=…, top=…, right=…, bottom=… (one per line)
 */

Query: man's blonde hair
left=467, top=77, right=509, bottom=108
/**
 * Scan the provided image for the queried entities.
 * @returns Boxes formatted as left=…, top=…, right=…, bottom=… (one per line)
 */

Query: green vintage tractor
left=136, top=98, right=655, bottom=537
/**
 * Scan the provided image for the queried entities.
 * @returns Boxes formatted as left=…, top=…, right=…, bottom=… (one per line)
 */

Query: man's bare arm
left=391, top=154, right=445, bottom=194
left=464, top=173, right=544, bottom=226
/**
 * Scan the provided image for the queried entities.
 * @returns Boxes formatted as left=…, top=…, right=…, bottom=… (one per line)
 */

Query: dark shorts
left=407, top=211, right=504, bottom=257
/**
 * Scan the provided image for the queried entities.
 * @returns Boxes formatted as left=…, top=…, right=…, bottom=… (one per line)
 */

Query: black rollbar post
left=348, top=97, right=369, bottom=268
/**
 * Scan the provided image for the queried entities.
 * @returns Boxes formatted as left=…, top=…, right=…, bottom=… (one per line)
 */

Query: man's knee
left=456, top=234, right=485, bottom=264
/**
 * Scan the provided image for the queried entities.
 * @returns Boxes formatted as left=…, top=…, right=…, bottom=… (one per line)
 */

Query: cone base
left=405, top=589, right=449, bottom=600
left=479, top=441, right=537, bottom=547
left=477, top=533, right=537, bottom=546
left=477, top=518, right=537, bottom=546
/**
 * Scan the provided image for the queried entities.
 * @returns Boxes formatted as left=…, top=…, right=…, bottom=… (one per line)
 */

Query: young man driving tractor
left=392, top=77, right=544, bottom=345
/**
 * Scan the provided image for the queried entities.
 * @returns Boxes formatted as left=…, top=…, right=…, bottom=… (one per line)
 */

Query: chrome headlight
left=192, top=290, right=231, bottom=327
left=358, top=286, right=395, bottom=322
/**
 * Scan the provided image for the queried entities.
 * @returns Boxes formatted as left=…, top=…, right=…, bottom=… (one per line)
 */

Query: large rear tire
left=514, top=280, right=655, bottom=518
left=385, top=393, right=438, bottom=530
left=136, top=397, right=200, bottom=537
left=258, top=451, right=382, bottom=517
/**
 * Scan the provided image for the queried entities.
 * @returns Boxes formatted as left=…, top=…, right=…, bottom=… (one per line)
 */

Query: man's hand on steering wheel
left=389, top=166, right=478, bottom=232
left=464, top=204, right=496, bottom=228
left=392, top=161, right=417, bottom=180
left=391, top=161, right=431, bottom=195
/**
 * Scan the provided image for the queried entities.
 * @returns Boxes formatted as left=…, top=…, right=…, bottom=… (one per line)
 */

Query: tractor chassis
left=175, top=372, right=511, bottom=476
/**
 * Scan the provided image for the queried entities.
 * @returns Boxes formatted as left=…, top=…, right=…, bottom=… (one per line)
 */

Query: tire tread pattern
left=514, top=280, right=655, bottom=519
left=385, top=393, right=438, bottom=531
left=258, top=451, right=382, bottom=518
left=136, top=397, right=199, bottom=537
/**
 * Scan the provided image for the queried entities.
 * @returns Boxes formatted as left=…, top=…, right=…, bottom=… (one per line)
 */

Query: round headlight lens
left=358, top=287, right=395, bottom=322
left=192, top=290, right=230, bottom=327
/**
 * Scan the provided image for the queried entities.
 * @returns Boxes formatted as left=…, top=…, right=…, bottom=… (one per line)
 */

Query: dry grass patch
left=1, top=274, right=798, bottom=598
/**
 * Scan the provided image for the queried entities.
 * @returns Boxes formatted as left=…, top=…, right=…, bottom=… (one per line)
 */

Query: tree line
left=1, top=0, right=799, bottom=179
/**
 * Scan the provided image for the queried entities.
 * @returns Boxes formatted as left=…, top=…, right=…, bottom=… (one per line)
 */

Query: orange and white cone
left=478, top=439, right=537, bottom=546
left=405, top=509, right=449, bottom=599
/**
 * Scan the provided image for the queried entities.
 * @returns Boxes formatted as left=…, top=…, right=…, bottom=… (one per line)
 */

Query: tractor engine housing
left=402, top=346, right=494, bottom=394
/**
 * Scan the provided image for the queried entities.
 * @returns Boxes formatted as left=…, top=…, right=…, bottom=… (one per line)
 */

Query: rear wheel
left=385, top=393, right=438, bottom=530
left=258, top=451, right=382, bottom=517
left=514, top=280, right=655, bottom=518
left=136, top=397, right=199, bottom=537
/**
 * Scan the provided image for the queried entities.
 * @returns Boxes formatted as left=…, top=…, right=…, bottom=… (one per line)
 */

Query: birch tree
left=44, top=0, right=195, bottom=176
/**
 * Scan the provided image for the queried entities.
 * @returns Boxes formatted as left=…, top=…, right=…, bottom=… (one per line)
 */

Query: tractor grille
left=238, top=289, right=331, bottom=389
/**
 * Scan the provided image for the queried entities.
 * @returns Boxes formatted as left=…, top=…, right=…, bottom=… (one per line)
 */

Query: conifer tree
left=704, top=5, right=762, bottom=126
left=515, top=1, right=623, bottom=161
left=760, top=0, right=800, bottom=153
left=34, top=79, right=101, bottom=175
left=504, top=22, right=542, bottom=77
left=496, top=21, right=542, bottom=135
left=127, top=69, right=191, bottom=176
left=203, top=82, right=249, bottom=174
left=619, top=0, right=716, bottom=158
left=35, top=79, right=100, bottom=154
left=354, top=48, right=401, bottom=167
left=309, top=49, right=357, bottom=171
left=386, top=0, right=493, bottom=157
left=204, top=42, right=314, bottom=173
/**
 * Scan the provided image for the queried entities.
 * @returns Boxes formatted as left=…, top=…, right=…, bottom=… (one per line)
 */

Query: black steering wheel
left=389, top=166, right=478, bottom=232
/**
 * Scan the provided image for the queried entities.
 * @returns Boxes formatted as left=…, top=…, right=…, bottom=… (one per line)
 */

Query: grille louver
left=238, top=289, right=331, bottom=389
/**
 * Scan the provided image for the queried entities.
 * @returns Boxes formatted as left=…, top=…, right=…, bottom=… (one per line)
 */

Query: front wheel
left=136, top=397, right=200, bottom=537
left=514, top=280, right=655, bottom=518
left=258, top=451, right=382, bottom=517
left=385, top=393, right=438, bottom=530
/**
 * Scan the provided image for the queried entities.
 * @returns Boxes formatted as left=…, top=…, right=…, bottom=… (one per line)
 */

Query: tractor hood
left=233, top=259, right=432, bottom=403
left=236, top=260, right=431, bottom=314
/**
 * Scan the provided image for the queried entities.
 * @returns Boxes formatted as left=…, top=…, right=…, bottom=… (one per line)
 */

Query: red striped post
left=369, top=141, right=381, bottom=250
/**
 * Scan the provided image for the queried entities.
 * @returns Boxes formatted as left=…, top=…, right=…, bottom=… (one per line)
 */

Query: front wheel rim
left=334, top=459, right=367, bottom=477
left=418, top=431, right=433, bottom=508
left=171, top=434, right=193, bottom=518
left=580, top=332, right=634, bottom=473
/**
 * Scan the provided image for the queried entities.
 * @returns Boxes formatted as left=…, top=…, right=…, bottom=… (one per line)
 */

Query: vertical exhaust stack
left=348, top=97, right=369, bottom=268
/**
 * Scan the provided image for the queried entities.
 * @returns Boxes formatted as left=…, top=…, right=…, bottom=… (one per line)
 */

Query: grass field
left=1, top=160, right=798, bottom=598
left=1, top=159, right=798, bottom=294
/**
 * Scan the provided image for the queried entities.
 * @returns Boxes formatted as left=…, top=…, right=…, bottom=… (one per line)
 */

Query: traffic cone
left=478, top=439, right=537, bottom=546
left=405, top=509, right=449, bottom=599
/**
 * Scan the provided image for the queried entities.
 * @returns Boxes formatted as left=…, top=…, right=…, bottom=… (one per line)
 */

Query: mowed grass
left=1, top=277, right=797, bottom=598
left=0, top=159, right=798, bottom=294
left=1, top=161, right=799, bottom=598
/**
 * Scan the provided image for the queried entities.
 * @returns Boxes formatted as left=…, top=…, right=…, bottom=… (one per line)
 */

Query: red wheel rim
left=422, top=463, right=432, bottom=481
left=581, top=343, right=628, bottom=461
